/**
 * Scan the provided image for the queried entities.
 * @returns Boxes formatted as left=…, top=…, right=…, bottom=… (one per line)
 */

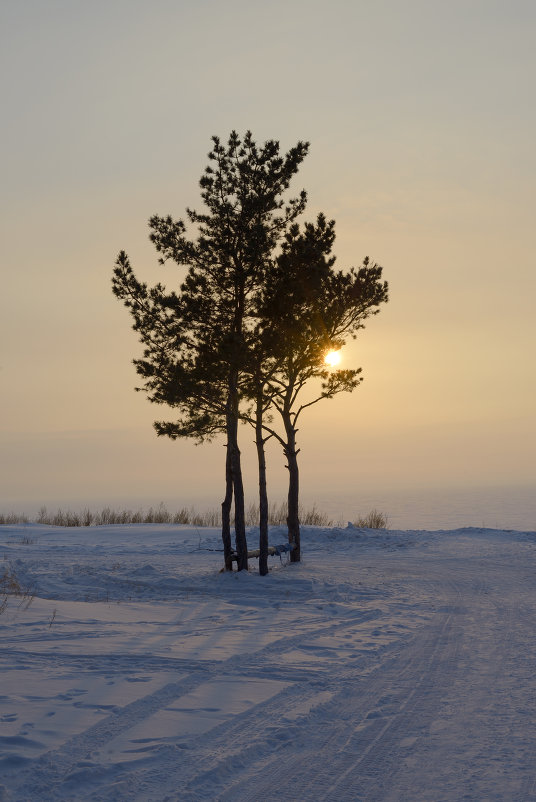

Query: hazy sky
left=1, top=0, right=535, bottom=514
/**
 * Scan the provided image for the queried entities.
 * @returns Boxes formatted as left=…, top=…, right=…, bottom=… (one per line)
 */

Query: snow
left=1, top=521, right=536, bottom=800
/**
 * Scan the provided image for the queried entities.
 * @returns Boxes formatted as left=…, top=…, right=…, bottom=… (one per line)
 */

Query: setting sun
left=324, top=350, right=341, bottom=367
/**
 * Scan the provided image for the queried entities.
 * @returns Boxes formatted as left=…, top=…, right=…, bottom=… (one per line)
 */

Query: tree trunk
left=255, top=395, right=269, bottom=576
left=232, top=445, right=247, bottom=571
left=227, top=370, right=248, bottom=571
left=221, top=444, right=233, bottom=571
left=283, top=412, right=301, bottom=562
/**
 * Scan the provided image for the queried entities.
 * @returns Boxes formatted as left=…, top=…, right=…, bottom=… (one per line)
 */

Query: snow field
left=1, top=522, right=536, bottom=800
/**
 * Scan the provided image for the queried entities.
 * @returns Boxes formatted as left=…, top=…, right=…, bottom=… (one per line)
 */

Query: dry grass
left=352, top=509, right=389, bottom=529
left=1, top=503, right=387, bottom=530
left=0, top=566, right=35, bottom=615
left=0, top=512, right=29, bottom=525
left=9, top=502, right=334, bottom=528
left=32, top=504, right=224, bottom=528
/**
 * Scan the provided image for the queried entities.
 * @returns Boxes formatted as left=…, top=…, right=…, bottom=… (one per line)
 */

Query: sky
left=1, top=0, right=535, bottom=515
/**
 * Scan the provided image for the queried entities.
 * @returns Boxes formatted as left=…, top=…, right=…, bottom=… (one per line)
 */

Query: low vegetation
left=0, top=566, right=35, bottom=615
left=30, top=502, right=332, bottom=528
left=1, top=503, right=387, bottom=529
left=353, top=509, right=389, bottom=529
left=0, top=512, right=29, bottom=525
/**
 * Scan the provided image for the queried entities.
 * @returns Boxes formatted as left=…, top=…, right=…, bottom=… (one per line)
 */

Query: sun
left=324, top=349, right=341, bottom=367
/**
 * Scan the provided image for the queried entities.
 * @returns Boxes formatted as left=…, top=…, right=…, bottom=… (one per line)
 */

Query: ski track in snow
left=1, top=523, right=536, bottom=800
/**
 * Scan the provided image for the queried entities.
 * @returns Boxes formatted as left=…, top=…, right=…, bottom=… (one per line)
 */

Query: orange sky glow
left=1, top=1, right=535, bottom=516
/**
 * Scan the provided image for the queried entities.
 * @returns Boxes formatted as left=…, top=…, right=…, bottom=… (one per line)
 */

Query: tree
left=113, top=131, right=388, bottom=572
left=253, top=214, right=389, bottom=562
left=113, top=251, right=244, bottom=571
left=113, top=131, right=309, bottom=570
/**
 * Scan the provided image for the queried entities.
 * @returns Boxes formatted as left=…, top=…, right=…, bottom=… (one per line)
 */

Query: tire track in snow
left=135, top=568, right=455, bottom=801
left=7, top=608, right=386, bottom=802
left=186, top=556, right=536, bottom=802
left=214, top=604, right=462, bottom=802
left=58, top=569, right=449, bottom=801
left=12, top=534, right=536, bottom=801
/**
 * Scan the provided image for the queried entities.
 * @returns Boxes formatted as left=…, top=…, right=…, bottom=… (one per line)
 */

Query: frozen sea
left=304, top=484, right=536, bottom=531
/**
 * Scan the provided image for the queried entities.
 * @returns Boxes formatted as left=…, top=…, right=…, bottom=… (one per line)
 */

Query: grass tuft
left=352, top=509, right=389, bottom=529
left=0, top=566, right=35, bottom=615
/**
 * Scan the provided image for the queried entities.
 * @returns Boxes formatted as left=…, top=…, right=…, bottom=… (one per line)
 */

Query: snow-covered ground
left=2, top=521, right=536, bottom=801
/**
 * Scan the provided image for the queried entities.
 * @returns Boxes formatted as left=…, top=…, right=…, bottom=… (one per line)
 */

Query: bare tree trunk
left=283, top=413, right=301, bottom=563
left=221, top=444, right=233, bottom=571
left=232, top=445, right=247, bottom=571
left=255, top=395, right=269, bottom=576
left=227, top=370, right=248, bottom=571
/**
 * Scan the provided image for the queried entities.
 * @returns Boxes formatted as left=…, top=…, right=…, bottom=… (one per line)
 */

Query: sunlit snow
left=2, top=522, right=536, bottom=800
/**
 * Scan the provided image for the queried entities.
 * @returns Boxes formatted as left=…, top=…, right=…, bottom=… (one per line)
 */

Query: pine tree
left=254, top=215, right=389, bottom=562
left=113, top=131, right=309, bottom=571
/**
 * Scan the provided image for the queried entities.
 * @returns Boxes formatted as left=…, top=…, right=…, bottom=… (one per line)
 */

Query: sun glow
left=324, top=349, right=341, bottom=367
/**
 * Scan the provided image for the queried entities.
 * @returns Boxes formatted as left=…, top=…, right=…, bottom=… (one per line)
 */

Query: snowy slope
left=1, top=522, right=536, bottom=801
